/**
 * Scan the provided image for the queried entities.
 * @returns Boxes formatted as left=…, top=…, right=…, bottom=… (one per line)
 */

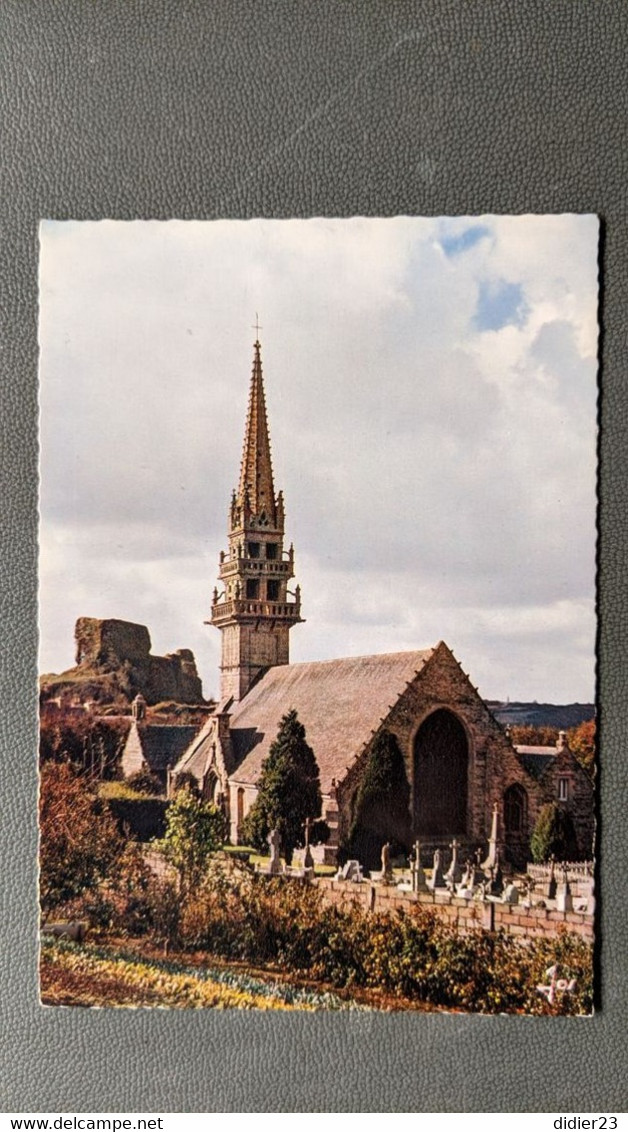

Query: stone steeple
left=238, top=340, right=276, bottom=525
left=208, top=337, right=303, bottom=702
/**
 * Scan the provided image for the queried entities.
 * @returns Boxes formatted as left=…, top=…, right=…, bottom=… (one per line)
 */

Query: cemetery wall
left=315, top=877, right=594, bottom=943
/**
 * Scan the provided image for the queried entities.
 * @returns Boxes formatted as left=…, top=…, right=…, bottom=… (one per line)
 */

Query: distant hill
left=486, top=701, right=595, bottom=729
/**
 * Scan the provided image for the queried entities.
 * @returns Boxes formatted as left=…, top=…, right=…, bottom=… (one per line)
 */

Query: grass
left=99, top=781, right=161, bottom=802
left=40, top=936, right=374, bottom=1011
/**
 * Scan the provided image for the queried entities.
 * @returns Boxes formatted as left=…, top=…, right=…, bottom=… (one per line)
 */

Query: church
left=171, top=338, right=594, bottom=868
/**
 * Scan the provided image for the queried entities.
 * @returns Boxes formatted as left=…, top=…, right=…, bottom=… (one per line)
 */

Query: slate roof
left=135, top=725, right=200, bottom=772
left=514, top=745, right=556, bottom=780
left=228, top=649, right=435, bottom=792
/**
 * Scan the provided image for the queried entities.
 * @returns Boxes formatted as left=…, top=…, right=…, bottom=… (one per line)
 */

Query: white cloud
left=39, top=216, right=598, bottom=702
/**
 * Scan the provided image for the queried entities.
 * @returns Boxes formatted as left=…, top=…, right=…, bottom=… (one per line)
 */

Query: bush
left=157, top=789, right=227, bottom=895
left=39, top=761, right=126, bottom=916
left=126, top=769, right=163, bottom=796
left=105, top=795, right=170, bottom=841
left=530, top=803, right=579, bottom=863
left=39, top=710, right=130, bottom=779
left=166, top=864, right=592, bottom=1015
left=171, top=771, right=201, bottom=798
left=62, top=840, right=156, bottom=936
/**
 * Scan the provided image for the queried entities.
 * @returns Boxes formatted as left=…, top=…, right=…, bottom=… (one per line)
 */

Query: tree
left=508, top=725, right=558, bottom=748
left=159, top=788, right=227, bottom=895
left=39, top=761, right=124, bottom=917
left=567, top=719, right=596, bottom=774
left=530, top=802, right=579, bottom=863
left=347, top=729, right=411, bottom=869
left=239, top=708, right=325, bottom=864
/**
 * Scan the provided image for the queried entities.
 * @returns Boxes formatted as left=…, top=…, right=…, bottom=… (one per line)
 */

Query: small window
left=265, top=543, right=279, bottom=560
left=558, top=777, right=569, bottom=802
left=267, top=580, right=280, bottom=601
left=248, top=542, right=260, bottom=558
left=246, top=578, right=259, bottom=599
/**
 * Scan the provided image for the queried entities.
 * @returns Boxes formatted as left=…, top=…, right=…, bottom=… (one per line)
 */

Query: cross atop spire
left=237, top=338, right=276, bottom=523
left=251, top=312, right=263, bottom=341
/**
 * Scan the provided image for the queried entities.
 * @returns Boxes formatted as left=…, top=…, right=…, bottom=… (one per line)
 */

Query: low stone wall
left=315, top=877, right=593, bottom=943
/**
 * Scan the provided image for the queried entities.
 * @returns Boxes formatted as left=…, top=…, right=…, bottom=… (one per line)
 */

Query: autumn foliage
left=39, top=762, right=125, bottom=915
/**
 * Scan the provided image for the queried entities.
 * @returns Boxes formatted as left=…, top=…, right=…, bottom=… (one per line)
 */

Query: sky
left=38, top=216, right=598, bottom=703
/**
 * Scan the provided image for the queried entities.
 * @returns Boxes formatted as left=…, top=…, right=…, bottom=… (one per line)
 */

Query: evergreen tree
left=239, top=708, right=325, bottom=864
left=348, top=729, right=411, bottom=869
left=530, top=802, right=579, bottom=863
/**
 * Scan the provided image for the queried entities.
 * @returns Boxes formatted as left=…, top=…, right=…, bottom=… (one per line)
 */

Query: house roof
left=514, top=746, right=556, bottom=780
left=134, top=725, right=200, bottom=772
left=229, top=649, right=435, bottom=792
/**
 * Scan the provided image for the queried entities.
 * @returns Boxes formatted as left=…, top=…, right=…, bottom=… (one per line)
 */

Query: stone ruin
left=40, top=617, right=205, bottom=707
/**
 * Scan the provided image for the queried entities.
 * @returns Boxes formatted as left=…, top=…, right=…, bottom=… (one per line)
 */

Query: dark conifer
left=348, top=729, right=411, bottom=869
left=240, top=708, right=326, bottom=864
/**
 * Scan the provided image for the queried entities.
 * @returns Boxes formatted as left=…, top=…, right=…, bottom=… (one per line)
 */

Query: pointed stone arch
left=412, top=708, right=469, bottom=836
left=504, top=782, right=527, bottom=834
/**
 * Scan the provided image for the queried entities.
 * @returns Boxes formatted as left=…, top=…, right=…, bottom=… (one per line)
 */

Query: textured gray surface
left=1, top=0, right=626, bottom=1113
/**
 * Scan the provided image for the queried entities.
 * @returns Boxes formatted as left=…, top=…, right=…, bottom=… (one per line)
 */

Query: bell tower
left=208, top=337, right=303, bottom=702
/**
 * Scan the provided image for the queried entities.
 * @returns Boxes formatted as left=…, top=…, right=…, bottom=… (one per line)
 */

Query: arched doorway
left=413, top=709, right=468, bottom=836
left=504, top=783, right=527, bottom=834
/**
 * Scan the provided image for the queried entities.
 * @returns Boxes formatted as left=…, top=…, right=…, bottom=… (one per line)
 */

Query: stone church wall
left=336, top=642, right=545, bottom=865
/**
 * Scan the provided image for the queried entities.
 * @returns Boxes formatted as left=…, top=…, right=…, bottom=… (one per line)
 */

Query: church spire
left=208, top=332, right=303, bottom=702
left=237, top=340, right=276, bottom=525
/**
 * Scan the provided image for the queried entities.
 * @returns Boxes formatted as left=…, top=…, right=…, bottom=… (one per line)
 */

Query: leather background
left=1, top=0, right=626, bottom=1113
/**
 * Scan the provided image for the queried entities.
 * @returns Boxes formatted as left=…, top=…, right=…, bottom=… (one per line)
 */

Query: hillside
left=487, top=701, right=595, bottom=730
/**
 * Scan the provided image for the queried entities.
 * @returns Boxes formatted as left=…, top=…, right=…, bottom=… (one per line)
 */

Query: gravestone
left=502, top=881, right=519, bottom=905
left=445, top=838, right=462, bottom=889
left=428, top=847, right=446, bottom=891
left=303, top=816, right=314, bottom=870
left=410, top=840, right=428, bottom=893
left=337, top=859, right=363, bottom=883
left=380, top=841, right=394, bottom=885
left=481, top=802, right=500, bottom=871
left=268, top=827, right=282, bottom=875
left=547, top=856, right=557, bottom=901
left=556, top=867, right=574, bottom=912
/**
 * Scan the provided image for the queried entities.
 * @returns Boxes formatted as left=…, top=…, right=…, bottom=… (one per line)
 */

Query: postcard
left=38, top=216, right=597, bottom=1014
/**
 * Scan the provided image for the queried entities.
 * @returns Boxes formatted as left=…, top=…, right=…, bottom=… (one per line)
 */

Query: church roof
left=229, top=649, right=435, bottom=793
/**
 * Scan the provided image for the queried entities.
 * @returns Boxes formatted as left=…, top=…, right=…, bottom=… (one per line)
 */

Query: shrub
left=39, top=710, right=129, bottom=779
left=157, top=789, right=227, bottom=896
left=171, top=771, right=202, bottom=798
left=169, top=868, right=592, bottom=1014
left=104, top=794, right=169, bottom=841
left=39, top=761, right=125, bottom=917
left=126, top=769, right=163, bottom=796
left=62, top=840, right=155, bottom=935
left=530, top=803, right=579, bottom=862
